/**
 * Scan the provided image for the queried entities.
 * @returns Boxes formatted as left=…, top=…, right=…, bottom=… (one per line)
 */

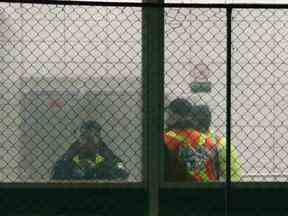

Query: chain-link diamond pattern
left=165, top=8, right=226, bottom=135
left=3, top=2, right=288, bottom=185
left=164, top=8, right=228, bottom=181
left=0, top=2, right=142, bottom=182
left=165, top=7, right=288, bottom=183
left=232, top=9, right=288, bottom=182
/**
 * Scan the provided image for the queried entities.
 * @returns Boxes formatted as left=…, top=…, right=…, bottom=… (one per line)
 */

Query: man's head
left=189, top=105, right=211, bottom=133
left=165, top=98, right=193, bottom=129
left=78, top=120, right=102, bottom=154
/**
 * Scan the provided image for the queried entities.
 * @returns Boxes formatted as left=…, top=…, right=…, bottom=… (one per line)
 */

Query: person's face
left=79, top=128, right=100, bottom=153
left=165, top=110, right=183, bottom=129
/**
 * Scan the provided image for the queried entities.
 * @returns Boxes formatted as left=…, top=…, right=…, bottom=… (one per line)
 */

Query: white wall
left=1, top=2, right=288, bottom=182
left=0, top=3, right=142, bottom=182
left=165, top=8, right=288, bottom=181
left=165, top=8, right=227, bottom=138
left=231, top=9, right=288, bottom=181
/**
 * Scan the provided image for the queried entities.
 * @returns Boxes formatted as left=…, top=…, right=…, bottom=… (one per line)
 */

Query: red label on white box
left=48, top=100, right=65, bottom=108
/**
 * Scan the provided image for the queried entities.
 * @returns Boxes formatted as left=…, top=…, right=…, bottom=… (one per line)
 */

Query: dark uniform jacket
left=51, top=140, right=129, bottom=181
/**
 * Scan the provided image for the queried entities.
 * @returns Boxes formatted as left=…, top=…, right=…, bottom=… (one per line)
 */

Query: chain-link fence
left=231, top=9, right=288, bottom=182
left=0, top=2, right=142, bottom=182
left=165, top=7, right=227, bottom=139
left=2, top=1, right=288, bottom=184
left=164, top=7, right=288, bottom=182
left=164, top=7, right=228, bottom=182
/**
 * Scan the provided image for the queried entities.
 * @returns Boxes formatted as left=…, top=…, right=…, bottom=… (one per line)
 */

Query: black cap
left=166, top=98, right=193, bottom=116
left=190, top=105, right=211, bottom=118
left=190, top=105, right=211, bottom=132
left=80, top=120, right=102, bottom=132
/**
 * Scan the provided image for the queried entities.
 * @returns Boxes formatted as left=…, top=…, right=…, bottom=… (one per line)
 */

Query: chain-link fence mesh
left=164, top=7, right=288, bottom=183
left=232, top=9, right=288, bottom=182
left=2, top=1, right=288, bottom=184
left=0, top=2, right=142, bottom=182
left=165, top=8, right=226, bottom=134
left=164, top=8, right=228, bottom=182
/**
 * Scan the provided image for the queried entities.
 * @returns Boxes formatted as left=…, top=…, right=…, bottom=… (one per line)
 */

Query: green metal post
left=142, top=2, right=164, bottom=216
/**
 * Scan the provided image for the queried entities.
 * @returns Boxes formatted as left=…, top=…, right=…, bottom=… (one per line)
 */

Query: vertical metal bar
left=142, top=2, right=164, bottom=216
left=226, top=5, right=232, bottom=216
left=142, top=8, right=148, bottom=189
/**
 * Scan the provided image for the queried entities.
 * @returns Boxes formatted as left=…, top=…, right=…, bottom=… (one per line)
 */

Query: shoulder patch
left=95, top=154, right=105, bottom=164
left=117, top=162, right=124, bottom=169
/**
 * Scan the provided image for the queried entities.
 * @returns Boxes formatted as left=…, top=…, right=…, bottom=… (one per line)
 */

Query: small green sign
left=190, top=81, right=212, bottom=93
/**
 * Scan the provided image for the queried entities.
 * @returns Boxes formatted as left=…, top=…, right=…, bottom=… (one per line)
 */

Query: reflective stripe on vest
left=218, top=137, right=226, bottom=147
left=198, top=133, right=206, bottom=146
left=73, top=154, right=105, bottom=168
left=166, top=131, right=189, bottom=147
left=166, top=130, right=208, bottom=147
left=208, top=129, right=217, bottom=143
left=166, top=131, right=186, bottom=142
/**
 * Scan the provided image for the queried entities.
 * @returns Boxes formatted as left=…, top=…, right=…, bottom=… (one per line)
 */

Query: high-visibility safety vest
left=164, top=129, right=218, bottom=182
left=164, top=129, right=241, bottom=182
left=72, top=154, right=105, bottom=169
left=217, top=137, right=241, bottom=181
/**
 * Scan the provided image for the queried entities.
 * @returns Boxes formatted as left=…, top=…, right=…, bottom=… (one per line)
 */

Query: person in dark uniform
left=50, top=120, right=129, bottom=181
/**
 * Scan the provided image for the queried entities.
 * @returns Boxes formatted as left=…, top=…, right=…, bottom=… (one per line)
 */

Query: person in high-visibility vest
left=186, top=105, right=241, bottom=181
left=217, top=137, right=241, bottom=181
left=50, top=120, right=129, bottom=181
left=164, top=98, right=241, bottom=182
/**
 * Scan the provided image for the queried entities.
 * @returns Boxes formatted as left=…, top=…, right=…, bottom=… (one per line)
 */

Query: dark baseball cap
left=166, top=98, right=193, bottom=116
left=190, top=104, right=211, bottom=132
left=190, top=105, right=211, bottom=119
